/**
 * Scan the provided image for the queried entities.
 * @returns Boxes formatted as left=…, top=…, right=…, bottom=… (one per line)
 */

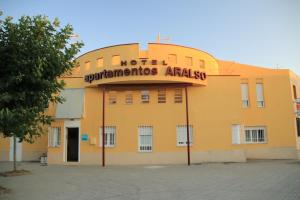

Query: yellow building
left=1, top=43, right=300, bottom=165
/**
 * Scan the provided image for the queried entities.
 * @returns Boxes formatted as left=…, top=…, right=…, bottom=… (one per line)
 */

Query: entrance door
left=9, top=137, right=22, bottom=161
left=67, top=128, right=79, bottom=162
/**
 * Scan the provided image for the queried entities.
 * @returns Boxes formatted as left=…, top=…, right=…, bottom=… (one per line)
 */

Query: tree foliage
left=0, top=14, right=83, bottom=142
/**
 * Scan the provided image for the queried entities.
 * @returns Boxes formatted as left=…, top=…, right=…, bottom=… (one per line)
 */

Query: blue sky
left=1, top=0, right=300, bottom=74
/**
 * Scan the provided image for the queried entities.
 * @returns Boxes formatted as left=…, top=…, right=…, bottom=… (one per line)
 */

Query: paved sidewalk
left=0, top=160, right=300, bottom=200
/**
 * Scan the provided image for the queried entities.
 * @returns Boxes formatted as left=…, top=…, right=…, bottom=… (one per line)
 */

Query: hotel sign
left=84, top=59, right=206, bottom=84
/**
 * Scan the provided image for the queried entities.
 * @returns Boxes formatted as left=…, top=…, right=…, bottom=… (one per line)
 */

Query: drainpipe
left=185, top=86, right=191, bottom=166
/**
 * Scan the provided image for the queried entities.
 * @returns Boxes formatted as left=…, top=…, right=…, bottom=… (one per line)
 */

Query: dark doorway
left=67, top=127, right=79, bottom=162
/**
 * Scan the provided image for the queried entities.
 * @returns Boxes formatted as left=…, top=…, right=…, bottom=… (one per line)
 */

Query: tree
left=0, top=13, right=83, bottom=171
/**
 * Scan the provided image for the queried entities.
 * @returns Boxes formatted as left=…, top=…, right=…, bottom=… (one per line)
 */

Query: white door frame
left=63, top=120, right=81, bottom=163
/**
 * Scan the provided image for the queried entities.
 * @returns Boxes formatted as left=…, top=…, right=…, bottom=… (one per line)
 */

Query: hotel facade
left=1, top=43, right=300, bottom=165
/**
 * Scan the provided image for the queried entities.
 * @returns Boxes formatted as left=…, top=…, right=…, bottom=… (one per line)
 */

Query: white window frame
left=99, top=126, right=116, bottom=147
left=176, top=125, right=193, bottom=146
left=256, top=83, right=265, bottom=108
left=244, top=126, right=267, bottom=144
left=141, top=90, right=150, bottom=103
left=48, top=127, right=61, bottom=147
left=138, top=126, right=153, bottom=152
left=241, top=83, right=249, bottom=108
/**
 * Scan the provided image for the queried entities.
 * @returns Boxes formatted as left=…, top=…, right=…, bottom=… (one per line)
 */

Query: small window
left=85, top=61, right=91, bottom=70
left=111, top=55, right=120, bottom=66
left=138, top=126, right=153, bottom=152
left=176, top=125, right=193, bottom=146
left=168, top=54, right=177, bottom=64
left=99, top=126, right=116, bottom=147
left=48, top=127, right=61, bottom=147
left=174, top=89, right=182, bottom=103
left=199, top=59, right=205, bottom=69
left=297, top=118, right=300, bottom=137
left=125, top=92, right=133, bottom=105
left=97, top=58, right=103, bottom=68
left=244, top=126, right=266, bottom=143
left=109, top=91, right=117, bottom=104
left=256, top=83, right=265, bottom=108
left=141, top=90, right=150, bottom=103
left=241, top=83, right=249, bottom=108
left=158, top=89, right=166, bottom=103
left=293, top=85, right=297, bottom=99
left=185, top=56, right=193, bottom=66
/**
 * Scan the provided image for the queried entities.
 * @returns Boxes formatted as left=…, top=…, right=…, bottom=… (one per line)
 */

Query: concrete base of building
left=245, top=147, right=297, bottom=159
left=47, top=147, right=297, bottom=165
left=0, top=151, right=9, bottom=161
left=297, top=151, right=300, bottom=160
left=0, top=150, right=45, bottom=162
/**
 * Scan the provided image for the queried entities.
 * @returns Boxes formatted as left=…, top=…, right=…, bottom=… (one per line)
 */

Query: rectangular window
left=256, top=83, right=265, bottom=107
left=244, top=126, right=266, bottom=143
left=97, top=57, right=103, bottom=68
left=111, top=55, right=120, bottom=66
left=138, top=126, right=153, bottom=152
left=48, top=127, right=61, bottom=147
left=185, top=56, right=193, bottom=66
left=141, top=90, right=150, bottom=103
left=99, top=126, right=116, bottom=147
left=199, top=59, right=205, bottom=69
left=85, top=61, right=91, bottom=70
left=297, top=118, right=300, bottom=137
left=293, top=85, right=297, bottom=99
left=176, top=125, right=193, bottom=146
left=232, top=124, right=241, bottom=144
left=109, top=91, right=117, bottom=104
left=174, top=88, right=183, bottom=103
left=241, top=83, right=249, bottom=108
left=158, top=89, right=166, bottom=103
left=125, top=92, right=133, bottom=105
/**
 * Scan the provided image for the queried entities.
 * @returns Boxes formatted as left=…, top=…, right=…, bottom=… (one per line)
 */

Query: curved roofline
left=76, top=42, right=218, bottom=61
left=76, top=43, right=139, bottom=59
left=148, top=43, right=217, bottom=60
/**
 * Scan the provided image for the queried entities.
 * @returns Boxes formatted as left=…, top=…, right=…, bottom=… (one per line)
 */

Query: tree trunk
left=13, top=135, right=17, bottom=171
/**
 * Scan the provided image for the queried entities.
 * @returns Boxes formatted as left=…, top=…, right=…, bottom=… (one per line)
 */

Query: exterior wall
left=0, top=134, right=48, bottom=161
left=3, top=43, right=298, bottom=164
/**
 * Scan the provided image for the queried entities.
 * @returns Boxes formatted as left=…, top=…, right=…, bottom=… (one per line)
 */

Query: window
left=141, top=90, right=150, bottom=103
left=168, top=54, right=177, bottom=64
left=138, top=126, right=153, bottom=152
left=85, top=61, right=91, bottom=70
left=241, top=83, right=249, bottom=108
left=158, top=89, right=166, bottom=103
left=48, top=127, right=61, bottom=147
left=176, top=125, right=193, bottom=146
left=232, top=124, right=241, bottom=144
left=185, top=56, right=193, bottom=66
left=256, top=83, right=265, bottom=107
left=111, top=55, right=120, bottom=66
left=293, top=85, right=297, bottom=99
left=297, top=118, right=300, bottom=137
left=97, top=58, right=103, bottom=68
left=109, top=91, right=117, bottom=104
left=174, top=88, right=182, bottom=103
left=244, top=126, right=266, bottom=143
left=199, top=59, right=205, bottom=69
left=125, top=92, right=133, bottom=104
left=99, top=126, right=116, bottom=147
